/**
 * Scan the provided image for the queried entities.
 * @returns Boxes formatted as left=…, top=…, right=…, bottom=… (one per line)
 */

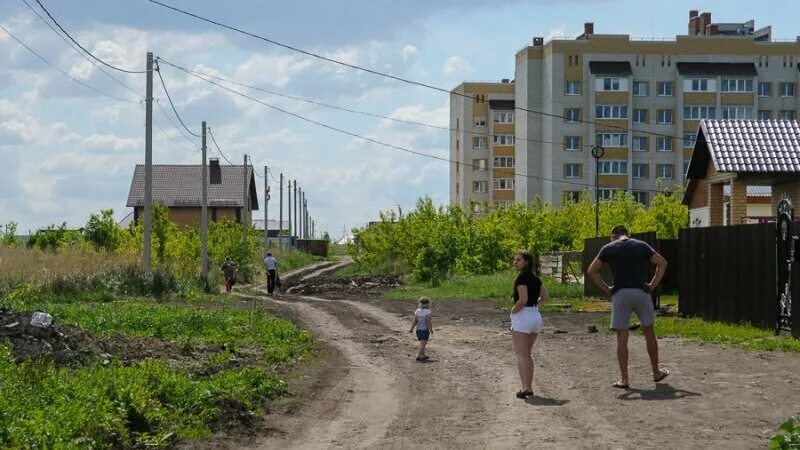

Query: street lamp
left=591, top=145, right=605, bottom=237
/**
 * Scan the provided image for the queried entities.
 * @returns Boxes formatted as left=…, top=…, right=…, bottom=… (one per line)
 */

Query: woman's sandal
left=612, top=381, right=630, bottom=389
left=516, top=390, right=534, bottom=399
left=653, top=369, right=670, bottom=383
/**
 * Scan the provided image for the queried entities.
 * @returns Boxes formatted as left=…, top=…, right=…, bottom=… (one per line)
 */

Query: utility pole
left=200, top=121, right=208, bottom=287
left=302, top=194, right=307, bottom=238
left=293, top=181, right=298, bottom=242
left=279, top=173, right=284, bottom=250
left=264, top=166, right=269, bottom=250
left=305, top=198, right=309, bottom=239
left=143, top=52, right=153, bottom=269
left=298, top=187, right=303, bottom=239
left=242, top=154, right=249, bottom=245
left=312, top=219, right=315, bottom=239
left=287, top=178, right=292, bottom=248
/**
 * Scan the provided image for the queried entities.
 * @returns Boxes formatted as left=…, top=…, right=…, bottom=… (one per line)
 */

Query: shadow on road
left=526, top=395, right=570, bottom=406
left=617, top=383, right=701, bottom=401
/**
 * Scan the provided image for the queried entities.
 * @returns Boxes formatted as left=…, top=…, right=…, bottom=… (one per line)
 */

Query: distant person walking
left=587, top=225, right=670, bottom=389
left=221, top=257, right=238, bottom=293
left=510, top=250, right=548, bottom=399
left=264, top=252, right=278, bottom=296
left=409, top=297, right=433, bottom=361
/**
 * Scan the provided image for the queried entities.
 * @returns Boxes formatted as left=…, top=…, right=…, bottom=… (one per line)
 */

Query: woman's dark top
left=513, top=271, right=542, bottom=307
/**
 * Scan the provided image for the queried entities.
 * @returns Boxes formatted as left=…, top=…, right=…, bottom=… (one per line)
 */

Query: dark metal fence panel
left=657, top=239, right=679, bottom=293
left=582, top=232, right=658, bottom=301
left=678, top=223, right=776, bottom=328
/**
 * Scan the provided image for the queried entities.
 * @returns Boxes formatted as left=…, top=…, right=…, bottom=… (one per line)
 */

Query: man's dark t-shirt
left=513, top=271, right=543, bottom=306
left=597, top=238, right=655, bottom=293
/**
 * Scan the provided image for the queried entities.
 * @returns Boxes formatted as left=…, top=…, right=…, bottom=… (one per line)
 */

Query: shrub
left=772, top=417, right=800, bottom=449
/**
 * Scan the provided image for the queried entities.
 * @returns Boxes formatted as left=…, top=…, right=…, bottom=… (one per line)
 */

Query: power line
left=34, top=0, right=149, bottom=74
left=154, top=61, right=202, bottom=138
left=154, top=99, right=200, bottom=147
left=207, top=128, right=236, bottom=166
left=0, top=24, right=138, bottom=104
left=143, top=0, right=706, bottom=145
left=159, top=56, right=681, bottom=194
left=19, top=0, right=141, bottom=97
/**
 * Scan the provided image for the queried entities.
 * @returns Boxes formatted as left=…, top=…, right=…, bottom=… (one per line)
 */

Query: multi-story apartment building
left=451, top=10, right=800, bottom=208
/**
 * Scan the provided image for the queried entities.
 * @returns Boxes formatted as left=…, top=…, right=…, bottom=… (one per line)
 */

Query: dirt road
left=233, top=274, right=800, bottom=449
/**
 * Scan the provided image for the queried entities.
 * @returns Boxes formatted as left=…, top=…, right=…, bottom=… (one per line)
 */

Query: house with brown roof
left=126, top=158, right=259, bottom=228
left=683, top=119, right=800, bottom=226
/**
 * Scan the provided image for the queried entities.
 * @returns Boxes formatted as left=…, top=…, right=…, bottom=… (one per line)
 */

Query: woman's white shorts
left=510, top=306, right=543, bottom=334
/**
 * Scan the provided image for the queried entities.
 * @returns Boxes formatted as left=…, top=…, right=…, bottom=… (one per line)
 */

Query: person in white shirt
left=408, top=297, right=433, bottom=361
left=263, top=252, right=278, bottom=296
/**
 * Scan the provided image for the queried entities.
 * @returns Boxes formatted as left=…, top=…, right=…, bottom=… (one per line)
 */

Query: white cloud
left=233, top=54, right=315, bottom=88
left=401, top=44, right=418, bottom=60
left=544, top=25, right=569, bottom=41
left=442, top=56, right=471, bottom=76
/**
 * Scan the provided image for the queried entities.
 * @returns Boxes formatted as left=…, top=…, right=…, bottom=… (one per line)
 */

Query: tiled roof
left=722, top=185, right=772, bottom=197
left=126, top=164, right=257, bottom=208
left=676, top=62, right=757, bottom=76
left=700, top=119, right=800, bottom=173
left=588, top=61, right=632, bottom=76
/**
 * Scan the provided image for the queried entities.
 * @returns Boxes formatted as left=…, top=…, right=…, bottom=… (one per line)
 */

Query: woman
left=510, top=250, right=548, bottom=399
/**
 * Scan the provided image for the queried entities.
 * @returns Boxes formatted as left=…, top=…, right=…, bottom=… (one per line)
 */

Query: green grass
left=652, top=317, right=800, bottom=352
left=337, top=259, right=400, bottom=277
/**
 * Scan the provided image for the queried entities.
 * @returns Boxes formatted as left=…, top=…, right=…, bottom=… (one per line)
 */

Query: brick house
left=683, top=120, right=800, bottom=226
left=126, top=158, right=259, bottom=228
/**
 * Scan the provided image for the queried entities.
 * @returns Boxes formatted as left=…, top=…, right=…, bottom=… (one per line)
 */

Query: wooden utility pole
left=200, top=121, right=208, bottom=286
left=287, top=178, right=292, bottom=248
left=143, top=52, right=153, bottom=269
left=293, top=180, right=298, bottom=243
left=263, top=165, right=269, bottom=250
left=279, top=173, right=284, bottom=250
left=242, top=154, right=248, bottom=245
left=297, top=187, right=303, bottom=239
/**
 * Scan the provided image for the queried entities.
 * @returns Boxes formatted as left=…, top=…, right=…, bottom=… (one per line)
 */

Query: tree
left=83, top=209, right=122, bottom=252
left=321, top=231, right=331, bottom=242
left=1, top=222, right=18, bottom=247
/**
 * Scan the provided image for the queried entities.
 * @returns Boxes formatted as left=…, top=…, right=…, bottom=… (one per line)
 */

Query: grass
left=651, top=317, right=800, bottom=352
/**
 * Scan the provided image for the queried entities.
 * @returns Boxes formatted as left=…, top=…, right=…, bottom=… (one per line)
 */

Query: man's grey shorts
left=611, top=288, right=655, bottom=330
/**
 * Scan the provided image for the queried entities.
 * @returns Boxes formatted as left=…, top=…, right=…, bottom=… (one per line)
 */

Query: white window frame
left=595, top=105, right=628, bottom=119
left=656, top=137, right=673, bottom=152
left=633, top=191, right=649, bottom=205
left=685, top=78, right=715, bottom=92
left=595, top=133, right=629, bottom=147
left=758, top=110, right=772, bottom=120
left=472, top=159, right=488, bottom=171
left=721, top=79, right=753, bottom=92
left=683, top=106, right=716, bottom=119
left=493, top=111, right=514, bottom=124
left=721, top=106, right=753, bottom=120
left=657, top=81, right=673, bottom=96
left=758, top=82, right=771, bottom=97
left=565, top=108, right=581, bottom=123
left=632, top=163, right=649, bottom=179
left=493, top=178, right=515, bottom=190
left=781, top=110, right=796, bottom=120
left=474, top=116, right=487, bottom=127
left=493, top=156, right=515, bottom=168
left=472, top=136, right=487, bottom=148
left=683, top=134, right=696, bottom=148
left=657, top=109, right=673, bottom=124
left=781, top=82, right=796, bottom=97
left=565, top=81, right=581, bottom=95
left=632, top=109, right=648, bottom=123
left=563, top=191, right=581, bottom=203
left=598, top=160, right=628, bottom=175
left=598, top=188, right=616, bottom=201
left=598, top=77, right=627, bottom=92
left=564, top=163, right=582, bottom=179
left=492, top=134, right=515, bottom=146
left=633, top=81, right=648, bottom=97
left=632, top=136, right=648, bottom=152
left=472, top=181, right=487, bottom=193
left=565, top=136, right=581, bottom=151
left=656, top=164, right=674, bottom=179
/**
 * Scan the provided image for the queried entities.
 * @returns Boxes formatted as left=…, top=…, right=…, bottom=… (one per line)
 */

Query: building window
left=600, top=77, right=623, bottom=91
left=564, top=163, right=582, bottom=178
left=563, top=191, right=581, bottom=203
left=683, top=106, right=716, bottom=119
left=472, top=203, right=484, bottom=213
left=595, top=105, right=628, bottom=119
left=494, top=200, right=513, bottom=208
left=657, top=109, right=673, bottom=124
left=493, top=111, right=514, bottom=123
left=633, top=191, right=649, bottom=205
left=686, top=78, right=713, bottom=92
left=633, top=81, right=648, bottom=96
left=474, top=116, right=486, bottom=127
left=598, top=188, right=617, bottom=201
left=493, top=178, right=515, bottom=190
left=493, top=134, right=515, bottom=146
left=633, top=109, right=649, bottom=124
left=565, top=136, right=582, bottom=151
left=632, top=136, right=648, bottom=152
left=566, top=81, right=581, bottom=95
left=473, top=136, right=487, bottom=148
left=596, top=133, right=628, bottom=147
left=657, top=81, right=673, bottom=96
left=780, top=82, right=796, bottom=97
left=472, top=159, right=487, bottom=171
left=656, top=137, right=673, bottom=151
left=683, top=133, right=696, bottom=148
left=632, top=163, right=649, bottom=179
left=721, top=79, right=753, bottom=92
left=472, top=181, right=487, bottom=193
left=656, top=164, right=674, bottom=179
left=721, top=106, right=753, bottom=119
left=565, top=108, right=581, bottom=123
left=781, top=110, right=795, bottom=120
left=598, top=160, right=627, bottom=175
left=758, top=82, right=771, bottom=97
left=493, top=156, right=515, bottom=168
left=758, top=110, right=772, bottom=120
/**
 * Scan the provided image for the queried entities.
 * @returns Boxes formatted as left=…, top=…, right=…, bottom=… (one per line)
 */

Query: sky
left=2, top=0, right=800, bottom=239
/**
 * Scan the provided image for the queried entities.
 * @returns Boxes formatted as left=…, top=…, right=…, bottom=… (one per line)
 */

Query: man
left=587, top=225, right=670, bottom=389
left=221, top=257, right=238, bottom=293
left=264, top=252, right=278, bottom=296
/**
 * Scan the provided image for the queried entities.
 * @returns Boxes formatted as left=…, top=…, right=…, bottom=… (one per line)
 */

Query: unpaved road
left=227, top=273, right=800, bottom=449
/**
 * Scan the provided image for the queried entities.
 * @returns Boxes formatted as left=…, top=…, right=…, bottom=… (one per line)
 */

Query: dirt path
left=237, top=279, right=800, bottom=449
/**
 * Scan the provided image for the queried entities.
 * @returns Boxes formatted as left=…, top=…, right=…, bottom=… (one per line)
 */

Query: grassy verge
left=650, top=317, right=800, bottom=352
left=0, top=295, right=311, bottom=447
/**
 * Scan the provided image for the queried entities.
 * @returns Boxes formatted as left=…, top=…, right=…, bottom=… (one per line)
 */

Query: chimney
left=501, top=78, right=510, bottom=83
left=533, top=37, right=544, bottom=46
left=209, top=157, right=221, bottom=185
left=584, top=22, right=594, bottom=35
left=689, top=10, right=699, bottom=19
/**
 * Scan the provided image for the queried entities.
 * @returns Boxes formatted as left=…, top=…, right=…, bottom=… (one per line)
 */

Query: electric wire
left=154, top=61, right=202, bottom=138
left=207, top=128, right=236, bottom=166
left=34, top=0, right=149, bottom=74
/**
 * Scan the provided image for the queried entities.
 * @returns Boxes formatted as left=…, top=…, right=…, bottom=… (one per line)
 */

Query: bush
left=772, top=417, right=800, bottom=449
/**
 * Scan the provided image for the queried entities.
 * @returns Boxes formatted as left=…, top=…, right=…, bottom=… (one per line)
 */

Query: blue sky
left=2, top=0, right=800, bottom=238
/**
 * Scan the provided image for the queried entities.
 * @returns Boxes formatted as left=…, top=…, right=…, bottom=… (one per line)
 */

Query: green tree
left=1, top=222, right=18, bottom=247
left=83, top=209, right=122, bottom=252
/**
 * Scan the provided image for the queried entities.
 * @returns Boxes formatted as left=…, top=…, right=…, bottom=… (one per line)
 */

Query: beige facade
left=451, top=11, right=800, bottom=209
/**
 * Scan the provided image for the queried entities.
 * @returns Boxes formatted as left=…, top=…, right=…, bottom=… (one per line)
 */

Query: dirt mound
left=285, top=275, right=401, bottom=299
